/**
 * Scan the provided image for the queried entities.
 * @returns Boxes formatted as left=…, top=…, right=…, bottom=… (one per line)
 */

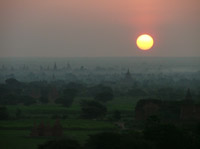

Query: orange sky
left=1, top=0, right=200, bottom=57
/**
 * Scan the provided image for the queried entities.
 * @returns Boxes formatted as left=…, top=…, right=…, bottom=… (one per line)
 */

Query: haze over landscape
left=1, top=1, right=200, bottom=149
left=1, top=0, right=200, bottom=57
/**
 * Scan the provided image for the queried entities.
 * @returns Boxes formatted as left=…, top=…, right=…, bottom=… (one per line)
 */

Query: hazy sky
left=1, top=0, right=200, bottom=57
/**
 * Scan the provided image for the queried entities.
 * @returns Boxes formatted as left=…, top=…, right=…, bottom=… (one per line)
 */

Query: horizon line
left=0, top=56, right=200, bottom=59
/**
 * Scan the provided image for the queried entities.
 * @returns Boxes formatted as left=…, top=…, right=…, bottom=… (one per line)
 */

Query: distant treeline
left=0, top=78, right=200, bottom=106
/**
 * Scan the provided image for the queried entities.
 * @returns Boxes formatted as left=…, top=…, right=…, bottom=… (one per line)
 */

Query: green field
left=0, top=97, right=138, bottom=149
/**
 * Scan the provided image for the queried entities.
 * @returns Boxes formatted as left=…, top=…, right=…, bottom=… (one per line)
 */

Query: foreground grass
left=0, top=118, right=116, bottom=149
left=0, top=118, right=116, bottom=130
left=0, top=96, right=138, bottom=149
left=0, top=129, right=103, bottom=149
left=0, top=130, right=47, bottom=149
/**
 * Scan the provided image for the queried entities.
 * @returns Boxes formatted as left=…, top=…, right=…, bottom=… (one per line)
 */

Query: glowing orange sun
left=136, top=34, right=154, bottom=50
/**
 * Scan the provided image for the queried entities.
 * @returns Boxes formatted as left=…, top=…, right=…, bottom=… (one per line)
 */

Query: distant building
left=184, top=88, right=193, bottom=103
left=52, top=74, right=56, bottom=81
left=124, top=69, right=132, bottom=81
left=30, top=120, right=63, bottom=137
left=52, top=120, right=63, bottom=136
left=40, top=65, right=43, bottom=71
left=30, top=88, right=41, bottom=99
left=66, top=62, right=72, bottom=70
left=80, top=66, right=85, bottom=71
left=118, top=69, right=134, bottom=87
left=53, top=62, right=57, bottom=71
left=1, top=65, right=6, bottom=70
left=135, top=89, right=200, bottom=122
left=135, top=99, right=162, bottom=121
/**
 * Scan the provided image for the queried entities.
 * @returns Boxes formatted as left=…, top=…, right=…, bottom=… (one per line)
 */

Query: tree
left=16, top=108, right=22, bottom=119
left=5, top=78, right=20, bottom=86
left=38, top=138, right=80, bottom=149
left=91, top=85, right=114, bottom=102
left=55, top=96, right=74, bottom=107
left=21, top=96, right=36, bottom=106
left=40, top=87, right=49, bottom=97
left=128, top=88, right=147, bottom=97
left=2, top=93, right=20, bottom=105
left=85, top=132, right=121, bottom=149
left=39, top=96, right=49, bottom=104
left=144, top=124, right=193, bottom=149
left=63, top=88, right=78, bottom=96
left=185, top=88, right=193, bottom=101
left=55, top=88, right=77, bottom=107
left=0, top=84, right=9, bottom=97
left=0, top=106, right=9, bottom=120
left=85, top=132, right=153, bottom=149
left=112, top=110, right=121, bottom=121
left=65, top=82, right=84, bottom=92
left=80, top=100, right=107, bottom=119
left=94, top=91, right=113, bottom=103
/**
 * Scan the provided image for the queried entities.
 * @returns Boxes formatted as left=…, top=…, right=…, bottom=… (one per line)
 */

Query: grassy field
left=0, top=96, right=139, bottom=149
left=0, top=130, right=46, bottom=149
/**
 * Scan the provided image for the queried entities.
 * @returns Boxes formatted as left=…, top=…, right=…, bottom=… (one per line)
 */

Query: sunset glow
left=136, top=34, right=154, bottom=50
left=1, top=0, right=199, bottom=57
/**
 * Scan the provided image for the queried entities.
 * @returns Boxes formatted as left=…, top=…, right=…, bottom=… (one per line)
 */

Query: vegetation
left=0, top=73, right=199, bottom=149
left=0, top=106, right=9, bottom=120
left=38, top=138, right=81, bottom=149
left=80, top=100, right=107, bottom=119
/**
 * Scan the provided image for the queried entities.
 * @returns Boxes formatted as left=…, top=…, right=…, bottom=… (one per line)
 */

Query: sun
left=136, top=34, right=154, bottom=50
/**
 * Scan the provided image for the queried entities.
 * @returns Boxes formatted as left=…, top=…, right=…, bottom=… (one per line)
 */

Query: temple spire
left=53, top=62, right=57, bottom=71
left=185, top=88, right=192, bottom=101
